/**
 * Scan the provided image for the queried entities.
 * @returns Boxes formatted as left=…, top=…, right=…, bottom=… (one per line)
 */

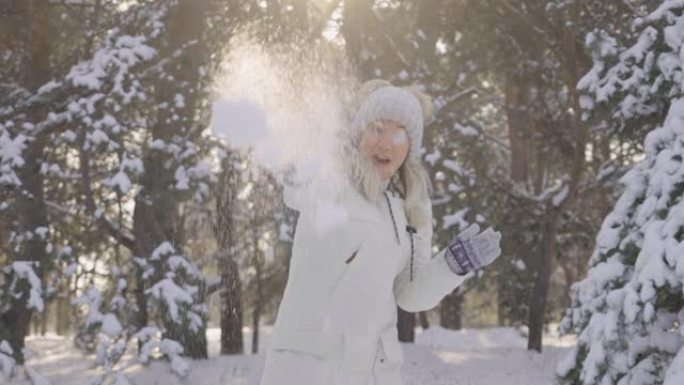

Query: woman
left=259, top=80, right=502, bottom=385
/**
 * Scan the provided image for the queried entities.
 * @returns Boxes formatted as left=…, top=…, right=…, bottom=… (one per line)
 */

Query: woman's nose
left=376, top=135, right=393, bottom=151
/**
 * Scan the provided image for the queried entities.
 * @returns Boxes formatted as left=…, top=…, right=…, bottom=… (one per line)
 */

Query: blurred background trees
left=0, top=0, right=671, bottom=381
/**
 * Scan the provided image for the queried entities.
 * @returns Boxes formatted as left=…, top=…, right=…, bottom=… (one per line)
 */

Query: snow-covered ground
left=5, top=326, right=575, bottom=385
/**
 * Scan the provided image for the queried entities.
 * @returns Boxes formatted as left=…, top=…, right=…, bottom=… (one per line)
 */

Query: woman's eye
left=393, top=131, right=408, bottom=144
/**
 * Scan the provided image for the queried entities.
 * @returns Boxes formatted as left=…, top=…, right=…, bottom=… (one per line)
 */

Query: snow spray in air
left=210, top=37, right=360, bottom=234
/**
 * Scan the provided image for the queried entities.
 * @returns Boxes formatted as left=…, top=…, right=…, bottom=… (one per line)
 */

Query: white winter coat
left=259, top=181, right=472, bottom=385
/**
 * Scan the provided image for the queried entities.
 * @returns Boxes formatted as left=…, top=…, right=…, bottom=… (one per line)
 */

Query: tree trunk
left=56, top=294, right=70, bottom=336
left=220, top=254, right=244, bottom=354
left=418, top=311, right=430, bottom=330
left=251, top=306, right=260, bottom=355
left=40, top=308, right=47, bottom=336
left=439, top=290, right=463, bottom=330
left=132, top=268, right=149, bottom=345
left=0, top=0, right=53, bottom=364
left=505, top=73, right=530, bottom=184
left=559, top=253, right=578, bottom=309
left=397, top=308, right=415, bottom=342
left=252, top=250, right=264, bottom=354
left=527, top=212, right=558, bottom=352
left=216, top=155, right=245, bottom=355
left=131, top=0, right=214, bottom=358
left=525, top=7, right=588, bottom=353
left=499, top=72, right=534, bottom=328
left=496, top=276, right=506, bottom=326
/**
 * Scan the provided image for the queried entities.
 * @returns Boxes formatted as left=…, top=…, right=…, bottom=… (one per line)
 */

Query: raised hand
left=444, top=224, right=502, bottom=276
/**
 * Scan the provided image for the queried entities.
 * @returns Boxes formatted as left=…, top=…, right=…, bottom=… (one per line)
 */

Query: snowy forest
left=1, top=0, right=684, bottom=384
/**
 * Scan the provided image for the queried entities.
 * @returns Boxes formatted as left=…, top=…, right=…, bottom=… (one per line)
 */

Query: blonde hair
left=344, top=79, right=434, bottom=229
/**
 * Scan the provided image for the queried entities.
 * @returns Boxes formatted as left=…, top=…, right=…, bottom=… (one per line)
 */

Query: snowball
left=211, top=98, right=268, bottom=149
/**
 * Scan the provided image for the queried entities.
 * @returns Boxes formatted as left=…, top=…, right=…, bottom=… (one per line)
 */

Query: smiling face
left=360, top=119, right=410, bottom=181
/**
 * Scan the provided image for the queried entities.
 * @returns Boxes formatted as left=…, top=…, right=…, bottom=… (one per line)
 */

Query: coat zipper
left=384, top=191, right=416, bottom=282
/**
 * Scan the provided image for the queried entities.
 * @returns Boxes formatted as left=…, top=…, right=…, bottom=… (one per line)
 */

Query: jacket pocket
left=379, top=327, right=404, bottom=364
left=270, top=329, right=341, bottom=358
left=344, top=245, right=361, bottom=264
left=327, top=242, right=363, bottom=296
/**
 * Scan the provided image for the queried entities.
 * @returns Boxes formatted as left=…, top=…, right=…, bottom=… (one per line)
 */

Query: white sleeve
left=393, top=204, right=473, bottom=312
left=283, top=182, right=309, bottom=212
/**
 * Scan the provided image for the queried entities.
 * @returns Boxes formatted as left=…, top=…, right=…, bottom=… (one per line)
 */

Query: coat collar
left=342, top=183, right=405, bottom=225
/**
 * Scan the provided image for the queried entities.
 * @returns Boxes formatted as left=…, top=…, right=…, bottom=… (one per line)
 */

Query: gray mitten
left=444, top=224, right=502, bottom=276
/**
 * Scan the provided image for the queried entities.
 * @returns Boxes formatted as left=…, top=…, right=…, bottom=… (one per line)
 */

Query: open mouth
left=373, top=155, right=391, bottom=166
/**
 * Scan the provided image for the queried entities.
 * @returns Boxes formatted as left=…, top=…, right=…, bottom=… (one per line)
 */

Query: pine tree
left=0, top=0, right=244, bottom=380
left=559, top=2, right=684, bottom=384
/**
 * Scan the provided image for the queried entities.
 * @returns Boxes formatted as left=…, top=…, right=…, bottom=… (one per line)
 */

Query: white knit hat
left=351, top=86, right=424, bottom=160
